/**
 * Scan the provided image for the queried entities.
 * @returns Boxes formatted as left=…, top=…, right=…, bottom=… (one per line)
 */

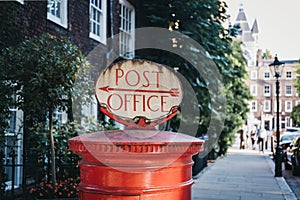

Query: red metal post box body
left=69, top=130, right=204, bottom=200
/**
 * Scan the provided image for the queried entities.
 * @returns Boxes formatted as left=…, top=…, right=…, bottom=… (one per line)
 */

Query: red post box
left=69, top=130, right=204, bottom=200
left=69, top=59, right=205, bottom=199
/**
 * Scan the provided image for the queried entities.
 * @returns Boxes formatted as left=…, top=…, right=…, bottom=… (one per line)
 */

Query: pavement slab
left=192, top=139, right=297, bottom=200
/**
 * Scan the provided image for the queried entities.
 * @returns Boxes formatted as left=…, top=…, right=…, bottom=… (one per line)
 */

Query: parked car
left=274, top=132, right=300, bottom=162
left=285, top=127, right=300, bottom=133
left=280, top=132, right=300, bottom=151
left=285, top=135, right=300, bottom=176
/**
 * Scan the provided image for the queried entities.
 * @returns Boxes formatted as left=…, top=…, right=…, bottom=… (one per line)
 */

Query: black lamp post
left=269, top=55, right=285, bottom=177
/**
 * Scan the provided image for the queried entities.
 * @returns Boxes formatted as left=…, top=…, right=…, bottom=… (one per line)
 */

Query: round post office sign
left=95, top=59, right=183, bottom=128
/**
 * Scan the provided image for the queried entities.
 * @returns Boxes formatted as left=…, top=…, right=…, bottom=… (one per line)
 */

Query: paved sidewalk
left=192, top=139, right=297, bottom=200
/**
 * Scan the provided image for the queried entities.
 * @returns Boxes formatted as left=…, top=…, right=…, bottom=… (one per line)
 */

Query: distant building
left=234, top=5, right=259, bottom=67
left=246, top=58, right=300, bottom=132
left=233, top=5, right=300, bottom=132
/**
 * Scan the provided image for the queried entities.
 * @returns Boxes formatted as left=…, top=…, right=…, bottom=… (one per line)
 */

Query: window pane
left=119, top=2, right=134, bottom=58
left=96, top=24, right=100, bottom=36
left=57, top=1, right=61, bottom=18
left=9, top=111, right=17, bottom=133
left=264, top=72, right=270, bottom=79
left=90, top=0, right=104, bottom=40
left=47, top=0, right=67, bottom=28
left=286, top=85, right=292, bottom=94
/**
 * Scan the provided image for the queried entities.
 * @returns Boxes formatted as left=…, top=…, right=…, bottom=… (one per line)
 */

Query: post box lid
left=69, top=130, right=204, bottom=154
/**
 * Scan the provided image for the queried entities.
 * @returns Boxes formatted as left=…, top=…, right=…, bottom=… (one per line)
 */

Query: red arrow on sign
left=99, top=86, right=180, bottom=97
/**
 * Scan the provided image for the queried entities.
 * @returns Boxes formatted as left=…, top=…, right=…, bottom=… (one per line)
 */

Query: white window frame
left=285, top=101, right=292, bottom=112
left=286, top=71, right=292, bottom=79
left=250, top=85, right=257, bottom=96
left=47, top=0, right=68, bottom=29
left=119, top=0, right=135, bottom=59
left=3, top=134, right=23, bottom=190
left=89, top=0, right=107, bottom=44
left=264, top=72, right=270, bottom=79
left=250, top=101, right=257, bottom=112
left=286, top=117, right=292, bottom=127
left=53, top=109, right=63, bottom=125
left=250, top=71, right=257, bottom=80
left=5, top=94, right=18, bottom=136
left=263, top=100, right=271, bottom=112
left=286, top=85, right=292, bottom=96
left=7, top=108, right=17, bottom=135
left=4, top=93, right=23, bottom=189
left=264, top=85, right=271, bottom=97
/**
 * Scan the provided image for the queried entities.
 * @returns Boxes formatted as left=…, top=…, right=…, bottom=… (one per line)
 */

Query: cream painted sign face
left=95, top=59, right=183, bottom=126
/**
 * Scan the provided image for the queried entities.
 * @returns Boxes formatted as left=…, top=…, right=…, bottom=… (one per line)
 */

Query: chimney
left=256, top=49, right=262, bottom=66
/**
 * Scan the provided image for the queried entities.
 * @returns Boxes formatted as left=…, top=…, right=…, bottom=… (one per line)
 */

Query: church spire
left=239, top=3, right=244, bottom=12
left=236, top=4, right=248, bottom=23
left=233, top=3, right=259, bottom=66
left=251, top=19, right=259, bottom=34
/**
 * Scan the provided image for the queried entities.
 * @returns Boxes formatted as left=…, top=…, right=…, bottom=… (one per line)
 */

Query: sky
left=224, top=0, right=300, bottom=60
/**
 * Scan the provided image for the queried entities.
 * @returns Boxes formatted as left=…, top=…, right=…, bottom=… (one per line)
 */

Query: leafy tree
left=263, top=49, right=273, bottom=60
left=219, top=40, right=251, bottom=155
left=292, top=62, right=300, bottom=127
left=0, top=43, right=16, bottom=197
left=294, top=61, right=300, bottom=93
left=27, top=116, right=117, bottom=199
left=291, top=104, right=300, bottom=127
left=0, top=33, right=94, bottom=188
left=135, top=0, right=250, bottom=156
left=291, top=64, right=300, bottom=126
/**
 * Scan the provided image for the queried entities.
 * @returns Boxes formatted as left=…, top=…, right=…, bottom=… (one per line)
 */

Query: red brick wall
left=0, top=0, right=107, bottom=54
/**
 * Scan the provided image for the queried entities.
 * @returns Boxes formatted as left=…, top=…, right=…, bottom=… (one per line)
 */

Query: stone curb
left=265, top=154, right=297, bottom=200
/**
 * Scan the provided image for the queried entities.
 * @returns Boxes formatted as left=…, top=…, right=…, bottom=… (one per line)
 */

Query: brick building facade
left=0, top=0, right=136, bottom=192
left=233, top=5, right=300, bottom=133
left=246, top=59, right=300, bottom=132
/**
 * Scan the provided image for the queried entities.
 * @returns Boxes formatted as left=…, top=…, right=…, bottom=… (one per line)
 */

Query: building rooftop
left=236, top=7, right=247, bottom=22
left=251, top=19, right=259, bottom=34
